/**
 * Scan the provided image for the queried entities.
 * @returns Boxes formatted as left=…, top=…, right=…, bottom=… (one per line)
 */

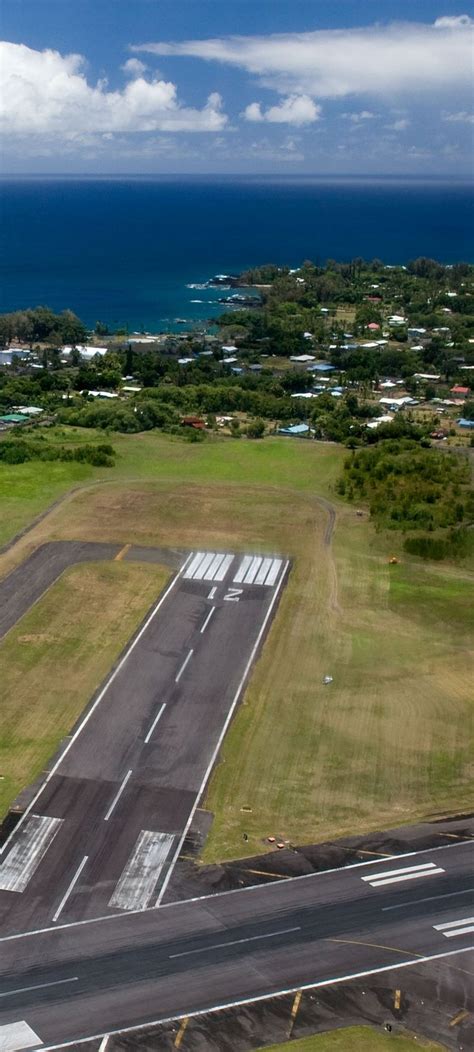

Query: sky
left=1, top=0, right=473, bottom=175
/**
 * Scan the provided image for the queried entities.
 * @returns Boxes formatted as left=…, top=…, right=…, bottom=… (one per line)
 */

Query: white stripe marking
left=243, top=556, right=263, bottom=585
left=1, top=841, right=469, bottom=944
left=175, top=648, right=193, bottom=683
left=207, top=586, right=217, bottom=599
left=440, top=924, right=474, bottom=937
left=98, top=1038, right=109, bottom=1052
left=0, top=569, right=182, bottom=860
left=434, top=916, right=474, bottom=931
left=383, top=888, right=474, bottom=911
left=109, top=831, right=174, bottom=911
left=0, top=815, right=63, bottom=893
left=156, top=559, right=290, bottom=906
left=264, top=558, right=283, bottom=587
left=182, top=552, right=205, bottom=579
left=104, top=770, right=133, bottom=821
left=233, top=555, right=253, bottom=584
left=213, top=553, right=233, bottom=582
left=144, top=703, right=167, bottom=744
left=206, top=554, right=225, bottom=580
left=200, top=607, right=216, bottom=634
left=169, top=925, right=300, bottom=959
left=32, top=947, right=474, bottom=1052
left=0, top=1021, right=43, bottom=1052
left=193, top=552, right=216, bottom=580
left=368, top=868, right=444, bottom=887
left=52, top=856, right=88, bottom=923
left=255, top=557, right=273, bottom=585
left=361, top=862, right=438, bottom=881
left=0, top=977, right=78, bottom=1000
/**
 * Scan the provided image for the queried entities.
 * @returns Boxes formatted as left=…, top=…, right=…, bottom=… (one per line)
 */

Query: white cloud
left=386, top=118, right=411, bottom=131
left=442, top=110, right=474, bottom=123
left=243, top=95, right=320, bottom=126
left=135, top=17, right=473, bottom=100
left=122, top=57, right=148, bottom=78
left=0, top=41, right=228, bottom=136
left=343, top=110, right=376, bottom=123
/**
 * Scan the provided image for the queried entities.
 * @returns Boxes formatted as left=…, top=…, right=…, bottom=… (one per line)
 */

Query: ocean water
left=0, top=177, right=472, bottom=333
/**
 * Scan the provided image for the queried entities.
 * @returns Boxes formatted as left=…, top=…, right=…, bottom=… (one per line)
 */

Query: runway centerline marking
left=104, top=770, right=133, bottom=821
left=175, top=649, right=193, bottom=683
left=52, top=856, right=88, bottom=923
left=169, top=925, right=301, bottom=959
left=382, top=888, right=474, bottom=911
left=144, top=703, right=167, bottom=745
left=200, top=607, right=216, bottom=634
left=0, top=976, right=78, bottom=999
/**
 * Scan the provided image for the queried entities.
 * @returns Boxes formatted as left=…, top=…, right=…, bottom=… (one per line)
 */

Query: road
left=0, top=548, right=289, bottom=936
left=0, top=841, right=472, bottom=1047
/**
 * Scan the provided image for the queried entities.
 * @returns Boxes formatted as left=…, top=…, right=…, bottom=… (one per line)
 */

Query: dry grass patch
left=0, top=560, right=169, bottom=817
left=261, top=1027, right=443, bottom=1051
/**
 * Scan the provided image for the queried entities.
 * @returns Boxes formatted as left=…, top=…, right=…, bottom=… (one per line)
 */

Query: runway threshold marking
left=175, top=649, right=193, bottom=683
left=52, top=856, right=89, bottom=923
left=104, top=770, right=133, bottom=821
left=174, top=1017, right=189, bottom=1047
left=0, top=815, right=63, bottom=893
left=0, top=1022, right=43, bottom=1052
left=169, top=925, right=301, bottom=959
left=144, top=703, right=167, bottom=744
left=434, top=916, right=474, bottom=938
left=0, top=977, right=78, bottom=999
left=114, top=544, right=131, bottom=562
left=200, top=606, right=215, bottom=633
left=362, top=862, right=445, bottom=887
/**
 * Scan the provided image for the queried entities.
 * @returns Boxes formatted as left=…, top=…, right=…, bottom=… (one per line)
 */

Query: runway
left=0, top=547, right=289, bottom=936
left=0, top=541, right=472, bottom=1050
left=0, top=841, right=472, bottom=1047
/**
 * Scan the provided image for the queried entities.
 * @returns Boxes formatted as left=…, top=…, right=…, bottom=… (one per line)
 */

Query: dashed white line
left=104, top=769, right=133, bottom=821
left=52, top=856, right=89, bottom=923
left=175, top=649, right=194, bottom=683
left=144, top=703, right=167, bottom=744
left=382, top=888, right=474, bottom=912
left=0, top=977, right=79, bottom=999
left=169, top=925, right=301, bottom=959
left=200, top=607, right=216, bottom=634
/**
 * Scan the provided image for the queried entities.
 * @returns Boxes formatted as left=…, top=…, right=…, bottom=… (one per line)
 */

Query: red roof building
left=451, top=386, right=470, bottom=396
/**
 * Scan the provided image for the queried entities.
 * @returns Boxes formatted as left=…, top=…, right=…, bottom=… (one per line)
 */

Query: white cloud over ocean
left=0, top=41, right=228, bottom=136
left=135, top=16, right=473, bottom=100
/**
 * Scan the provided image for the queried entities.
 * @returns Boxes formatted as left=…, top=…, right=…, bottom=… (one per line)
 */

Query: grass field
left=0, top=428, right=472, bottom=853
left=0, top=560, right=169, bottom=817
left=261, top=1028, right=442, bottom=1051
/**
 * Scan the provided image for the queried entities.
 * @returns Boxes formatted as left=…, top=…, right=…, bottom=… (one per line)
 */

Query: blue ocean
left=0, top=177, right=472, bottom=333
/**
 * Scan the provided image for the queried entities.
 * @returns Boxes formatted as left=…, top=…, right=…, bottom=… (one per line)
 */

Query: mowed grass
left=0, top=560, right=169, bottom=817
left=0, top=429, right=472, bottom=853
left=261, top=1028, right=442, bottom=1051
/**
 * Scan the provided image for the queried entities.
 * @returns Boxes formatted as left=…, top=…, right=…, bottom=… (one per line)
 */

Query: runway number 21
left=224, top=587, right=243, bottom=602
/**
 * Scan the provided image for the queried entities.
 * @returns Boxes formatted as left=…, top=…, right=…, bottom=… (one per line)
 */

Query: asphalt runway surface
left=0, top=841, right=472, bottom=1047
left=0, top=546, right=289, bottom=938
left=0, top=542, right=473, bottom=1051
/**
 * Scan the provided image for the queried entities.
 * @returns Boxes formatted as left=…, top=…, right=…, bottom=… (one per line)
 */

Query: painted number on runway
left=224, top=587, right=243, bottom=602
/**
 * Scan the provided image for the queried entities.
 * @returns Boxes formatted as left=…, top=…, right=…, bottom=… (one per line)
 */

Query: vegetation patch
left=0, top=560, right=169, bottom=818
left=261, top=1027, right=443, bottom=1051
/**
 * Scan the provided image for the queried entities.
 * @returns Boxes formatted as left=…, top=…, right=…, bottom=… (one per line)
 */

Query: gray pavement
left=0, top=548, right=290, bottom=936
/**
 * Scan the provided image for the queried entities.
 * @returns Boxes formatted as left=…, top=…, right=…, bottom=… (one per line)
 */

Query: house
left=451, top=386, right=470, bottom=397
left=388, top=314, right=406, bottom=325
left=367, top=322, right=380, bottom=331
left=379, top=396, right=416, bottom=409
left=309, top=363, right=335, bottom=373
left=290, top=354, right=315, bottom=363
left=278, top=423, right=310, bottom=436
left=457, top=418, right=474, bottom=429
left=181, top=415, right=205, bottom=430
left=366, top=415, right=394, bottom=429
